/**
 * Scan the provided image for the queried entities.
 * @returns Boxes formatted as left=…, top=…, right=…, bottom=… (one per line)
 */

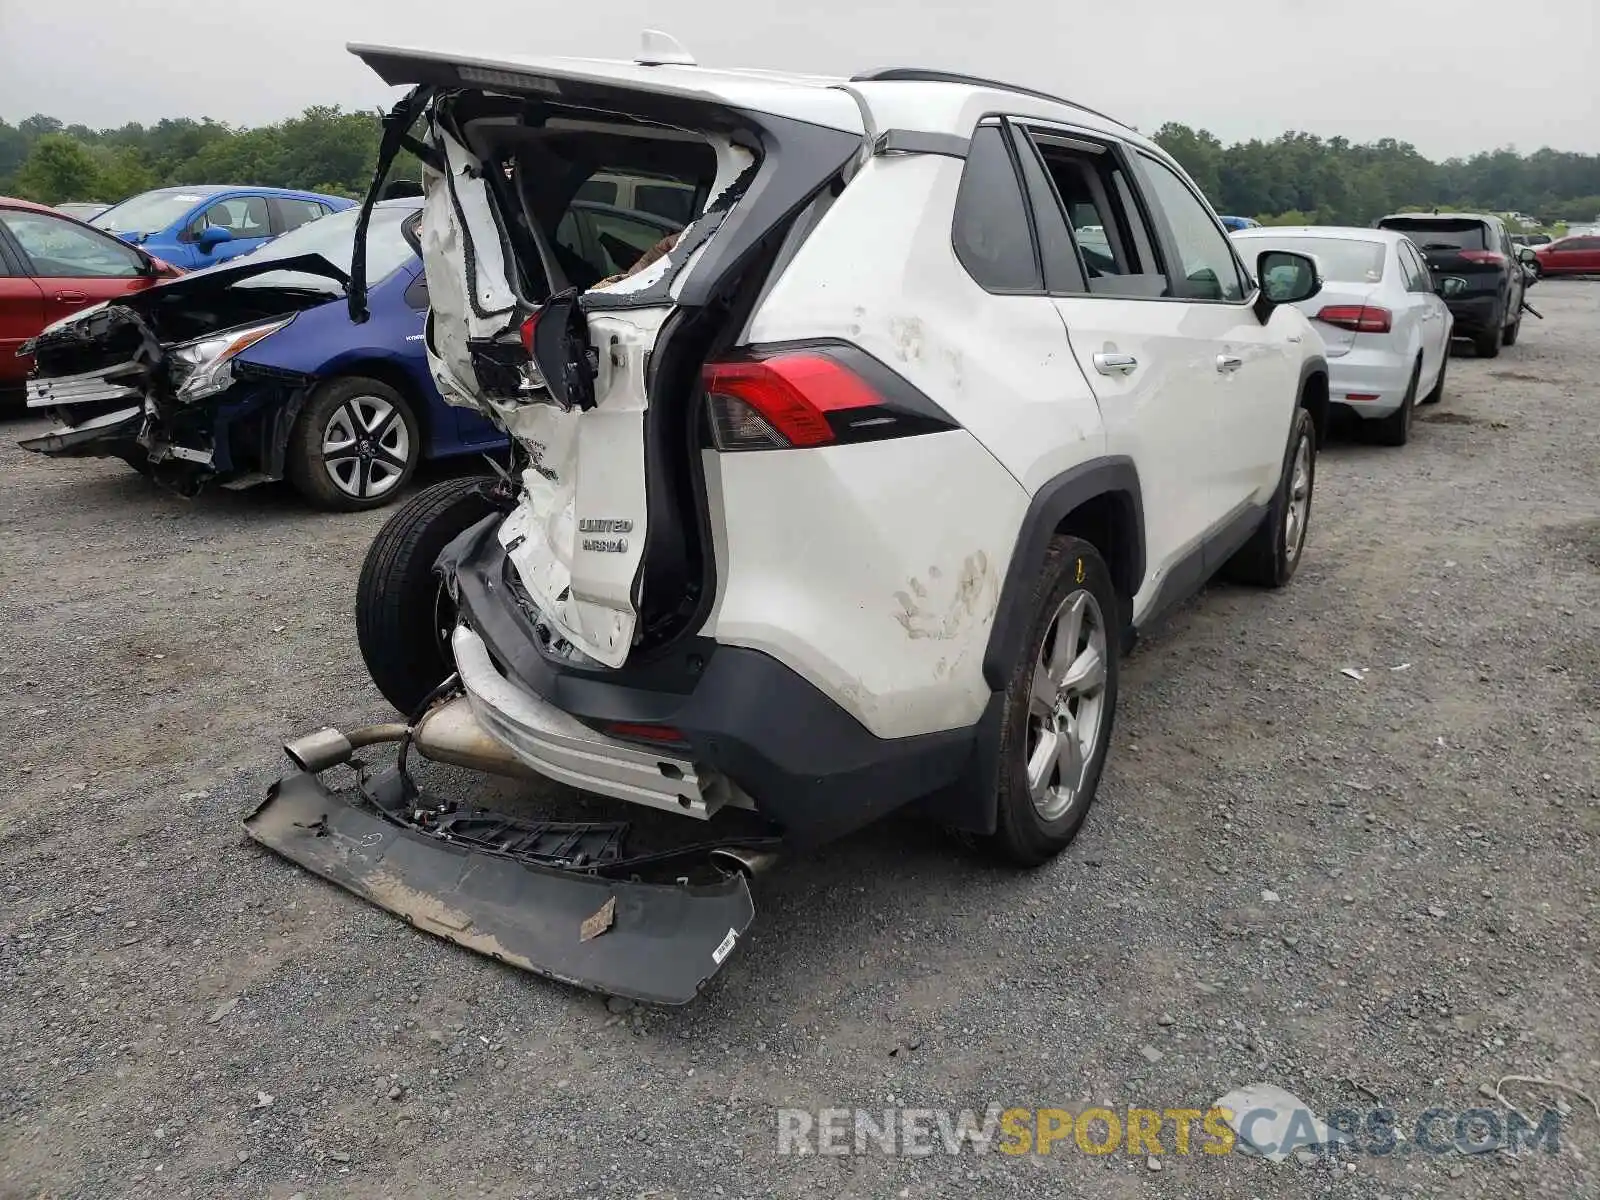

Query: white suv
left=336, top=49, right=1330, bottom=870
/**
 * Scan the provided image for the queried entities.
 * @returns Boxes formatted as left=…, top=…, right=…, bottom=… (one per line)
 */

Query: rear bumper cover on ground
left=440, top=516, right=998, bottom=844
left=244, top=764, right=756, bottom=1004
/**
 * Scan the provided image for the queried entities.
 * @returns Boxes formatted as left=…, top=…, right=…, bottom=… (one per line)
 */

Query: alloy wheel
left=1025, top=589, right=1109, bottom=822
left=322, top=395, right=411, bottom=501
left=1284, top=433, right=1312, bottom=563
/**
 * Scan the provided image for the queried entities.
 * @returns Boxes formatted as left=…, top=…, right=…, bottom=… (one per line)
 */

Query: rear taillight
left=1315, top=304, right=1392, bottom=334
left=701, top=350, right=955, bottom=452
left=604, top=722, right=688, bottom=747
left=1457, top=250, right=1506, bottom=266
left=519, top=311, right=541, bottom=355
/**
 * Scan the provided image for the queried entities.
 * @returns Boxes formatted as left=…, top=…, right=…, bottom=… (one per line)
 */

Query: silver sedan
left=1232, top=226, right=1454, bottom=447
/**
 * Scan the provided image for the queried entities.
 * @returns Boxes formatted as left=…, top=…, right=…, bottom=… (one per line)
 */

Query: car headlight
left=169, top=318, right=291, bottom=402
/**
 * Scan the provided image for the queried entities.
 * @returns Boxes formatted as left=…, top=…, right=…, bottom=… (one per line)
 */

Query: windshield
left=1245, top=236, right=1387, bottom=283
left=93, top=190, right=212, bottom=236
left=1379, top=219, right=1487, bottom=252
left=232, top=205, right=418, bottom=292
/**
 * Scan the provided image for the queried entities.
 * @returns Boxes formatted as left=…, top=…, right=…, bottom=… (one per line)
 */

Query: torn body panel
left=245, top=764, right=759, bottom=1004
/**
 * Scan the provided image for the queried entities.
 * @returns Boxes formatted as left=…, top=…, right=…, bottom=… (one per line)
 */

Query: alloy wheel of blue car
left=322, top=392, right=412, bottom=501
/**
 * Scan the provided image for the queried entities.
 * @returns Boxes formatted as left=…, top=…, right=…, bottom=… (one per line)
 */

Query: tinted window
left=1379, top=219, right=1488, bottom=252
left=1242, top=236, right=1387, bottom=284
left=634, top=183, right=696, bottom=224
left=1398, top=243, right=1432, bottom=292
left=1565, top=237, right=1600, bottom=251
left=201, top=196, right=270, bottom=239
left=1, top=210, right=145, bottom=278
left=1136, top=154, right=1244, bottom=302
left=575, top=179, right=618, bottom=206
left=403, top=270, right=429, bottom=310
left=952, top=124, right=1040, bottom=292
left=274, top=197, right=327, bottom=233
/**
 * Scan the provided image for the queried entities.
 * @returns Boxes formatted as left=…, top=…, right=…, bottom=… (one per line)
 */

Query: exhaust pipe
left=284, top=699, right=534, bottom=780
left=410, top=696, right=542, bottom=781
left=284, top=723, right=406, bottom=773
left=709, top=846, right=781, bottom=879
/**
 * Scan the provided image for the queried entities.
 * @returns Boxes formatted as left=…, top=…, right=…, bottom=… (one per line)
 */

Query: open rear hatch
left=348, top=43, right=864, bottom=669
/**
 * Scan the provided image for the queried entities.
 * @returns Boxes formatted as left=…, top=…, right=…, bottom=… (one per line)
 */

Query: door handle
left=1216, top=354, right=1243, bottom=373
left=54, top=290, right=88, bottom=304
left=1092, top=351, right=1138, bottom=377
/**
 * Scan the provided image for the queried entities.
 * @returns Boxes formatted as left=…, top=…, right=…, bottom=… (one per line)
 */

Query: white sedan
left=1231, top=226, right=1454, bottom=446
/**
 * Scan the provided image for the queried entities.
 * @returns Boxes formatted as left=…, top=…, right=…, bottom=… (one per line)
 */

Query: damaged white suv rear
left=251, top=41, right=1329, bottom=1003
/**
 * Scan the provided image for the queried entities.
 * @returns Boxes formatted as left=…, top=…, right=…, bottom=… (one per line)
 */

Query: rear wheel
left=1367, top=357, right=1420, bottom=447
left=286, top=376, right=421, bottom=511
left=1222, top=407, right=1316, bottom=587
left=356, top=477, right=501, bottom=715
left=1421, top=350, right=1447, bottom=405
left=986, top=536, right=1120, bottom=867
left=1474, top=324, right=1502, bottom=359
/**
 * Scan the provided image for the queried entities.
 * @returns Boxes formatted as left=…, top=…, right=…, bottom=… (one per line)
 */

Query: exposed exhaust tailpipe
left=708, top=846, right=781, bottom=879
left=283, top=698, right=535, bottom=781
left=284, top=723, right=407, bottom=773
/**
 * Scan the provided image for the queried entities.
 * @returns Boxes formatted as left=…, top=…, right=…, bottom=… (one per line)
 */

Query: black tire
left=1221, top=407, right=1317, bottom=588
left=356, top=476, right=501, bottom=715
left=1367, top=357, right=1420, bottom=447
left=1421, top=351, right=1447, bottom=405
left=1502, top=315, right=1520, bottom=346
left=986, top=536, right=1121, bottom=867
left=1474, top=324, right=1502, bottom=359
left=286, top=376, right=421, bottom=512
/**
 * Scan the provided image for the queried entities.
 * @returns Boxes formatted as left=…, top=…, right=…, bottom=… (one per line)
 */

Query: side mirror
left=197, top=225, right=234, bottom=250
left=1438, top=276, right=1469, bottom=298
left=1516, top=246, right=1537, bottom=265
left=1253, top=249, right=1320, bottom=322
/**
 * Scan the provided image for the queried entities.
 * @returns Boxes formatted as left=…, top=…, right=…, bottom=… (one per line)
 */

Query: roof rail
left=849, top=67, right=1125, bottom=128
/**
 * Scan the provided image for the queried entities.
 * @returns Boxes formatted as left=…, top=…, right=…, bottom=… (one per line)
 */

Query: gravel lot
left=2, top=281, right=1596, bottom=1200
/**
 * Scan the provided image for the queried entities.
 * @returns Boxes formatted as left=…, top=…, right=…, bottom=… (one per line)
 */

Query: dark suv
left=1376, top=213, right=1526, bottom=358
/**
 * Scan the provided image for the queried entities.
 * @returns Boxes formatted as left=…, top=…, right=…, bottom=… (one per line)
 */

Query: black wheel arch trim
left=981, top=456, right=1145, bottom=692
left=1296, top=354, right=1330, bottom=445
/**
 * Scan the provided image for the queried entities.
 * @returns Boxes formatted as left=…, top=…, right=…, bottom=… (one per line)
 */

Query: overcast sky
left=1, top=0, right=1594, bottom=159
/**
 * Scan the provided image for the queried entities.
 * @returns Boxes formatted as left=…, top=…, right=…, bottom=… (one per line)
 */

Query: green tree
left=12, top=134, right=104, bottom=203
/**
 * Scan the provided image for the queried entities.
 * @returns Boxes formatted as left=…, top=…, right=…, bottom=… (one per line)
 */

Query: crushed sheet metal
left=243, top=768, right=755, bottom=1005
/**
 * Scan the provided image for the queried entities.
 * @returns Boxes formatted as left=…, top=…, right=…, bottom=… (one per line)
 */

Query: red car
left=1531, top=234, right=1600, bottom=278
left=0, top=197, right=182, bottom=389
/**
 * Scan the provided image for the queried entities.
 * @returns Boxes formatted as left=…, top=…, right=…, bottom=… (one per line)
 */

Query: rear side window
left=273, top=197, right=327, bottom=234
left=634, top=183, right=696, bottom=224
left=951, top=124, right=1041, bottom=292
left=1380, top=219, right=1487, bottom=252
left=575, top=178, right=618, bottom=205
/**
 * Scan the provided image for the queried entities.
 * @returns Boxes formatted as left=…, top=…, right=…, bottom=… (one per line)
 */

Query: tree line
left=3, top=106, right=1598, bottom=229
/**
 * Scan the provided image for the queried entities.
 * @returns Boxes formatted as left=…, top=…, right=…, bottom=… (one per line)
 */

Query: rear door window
left=1013, top=127, right=1169, bottom=299
left=200, top=196, right=271, bottom=239
left=272, top=197, right=327, bottom=234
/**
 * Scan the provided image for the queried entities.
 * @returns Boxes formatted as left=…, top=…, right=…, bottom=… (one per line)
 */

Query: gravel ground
left=1, top=282, right=1596, bottom=1200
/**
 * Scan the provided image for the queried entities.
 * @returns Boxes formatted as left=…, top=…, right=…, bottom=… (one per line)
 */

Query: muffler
left=410, top=696, right=542, bottom=781
left=284, top=723, right=407, bottom=773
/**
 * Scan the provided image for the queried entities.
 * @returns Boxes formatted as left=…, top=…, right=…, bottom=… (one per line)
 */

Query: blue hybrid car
left=91, top=185, right=355, bottom=270
left=21, top=199, right=508, bottom=510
